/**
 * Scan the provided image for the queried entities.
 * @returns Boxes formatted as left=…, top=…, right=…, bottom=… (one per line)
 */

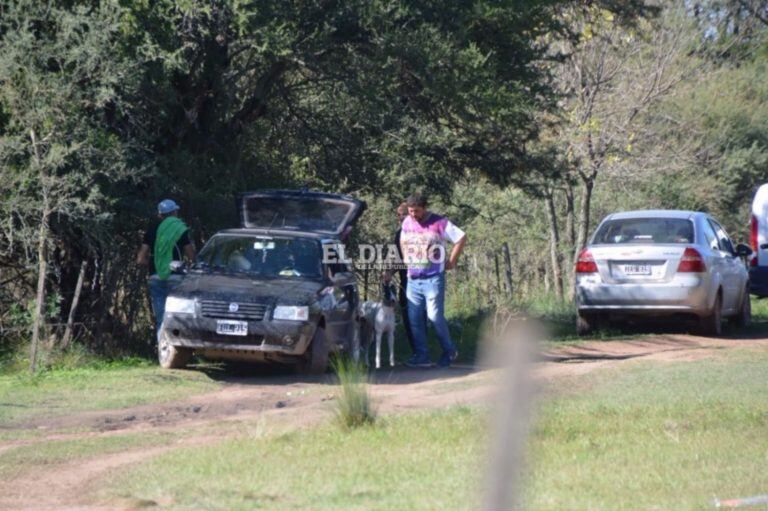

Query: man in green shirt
left=136, top=199, right=196, bottom=340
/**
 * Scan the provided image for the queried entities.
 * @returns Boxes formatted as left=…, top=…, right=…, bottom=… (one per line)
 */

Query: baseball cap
left=157, top=199, right=180, bottom=214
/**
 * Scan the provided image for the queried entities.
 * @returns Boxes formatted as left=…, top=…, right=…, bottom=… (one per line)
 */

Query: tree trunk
left=564, top=182, right=576, bottom=299
left=574, top=177, right=594, bottom=258
left=565, top=182, right=576, bottom=249
left=544, top=192, right=564, bottom=299
left=485, top=252, right=494, bottom=306
left=502, top=242, right=513, bottom=298
left=30, top=209, right=49, bottom=373
left=571, top=174, right=595, bottom=299
left=29, top=129, right=49, bottom=374
left=61, top=260, right=87, bottom=350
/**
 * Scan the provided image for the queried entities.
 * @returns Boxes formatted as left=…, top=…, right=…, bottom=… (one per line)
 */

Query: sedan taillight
left=575, top=249, right=598, bottom=274
left=677, top=247, right=706, bottom=273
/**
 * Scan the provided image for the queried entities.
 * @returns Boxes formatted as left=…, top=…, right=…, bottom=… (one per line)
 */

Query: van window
left=593, top=218, right=694, bottom=245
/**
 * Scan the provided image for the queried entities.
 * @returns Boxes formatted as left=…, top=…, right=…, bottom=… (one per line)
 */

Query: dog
left=357, top=282, right=398, bottom=369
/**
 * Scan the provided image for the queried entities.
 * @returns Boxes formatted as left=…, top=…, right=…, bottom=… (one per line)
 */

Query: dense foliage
left=0, top=0, right=765, bottom=365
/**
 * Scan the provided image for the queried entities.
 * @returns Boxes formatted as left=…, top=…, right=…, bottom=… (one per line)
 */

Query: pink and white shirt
left=401, top=213, right=466, bottom=278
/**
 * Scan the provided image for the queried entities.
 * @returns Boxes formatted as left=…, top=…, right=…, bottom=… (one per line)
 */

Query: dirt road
left=2, top=333, right=766, bottom=510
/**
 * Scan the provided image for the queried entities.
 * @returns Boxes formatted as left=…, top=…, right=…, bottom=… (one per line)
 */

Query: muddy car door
left=321, top=244, right=358, bottom=349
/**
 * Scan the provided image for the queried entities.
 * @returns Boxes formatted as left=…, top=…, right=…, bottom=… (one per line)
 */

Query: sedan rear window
left=592, top=218, right=694, bottom=245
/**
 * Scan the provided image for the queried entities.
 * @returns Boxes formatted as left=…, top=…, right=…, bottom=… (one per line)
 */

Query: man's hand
left=183, top=243, right=197, bottom=263
left=445, top=234, right=467, bottom=271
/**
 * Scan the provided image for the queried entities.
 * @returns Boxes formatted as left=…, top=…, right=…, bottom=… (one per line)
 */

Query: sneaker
left=437, top=349, right=458, bottom=368
left=404, top=354, right=433, bottom=368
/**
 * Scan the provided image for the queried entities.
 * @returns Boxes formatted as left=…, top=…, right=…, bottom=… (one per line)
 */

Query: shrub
left=332, top=356, right=376, bottom=430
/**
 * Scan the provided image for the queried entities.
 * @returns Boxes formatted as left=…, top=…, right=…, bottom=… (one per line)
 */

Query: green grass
left=102, top=343, right=768, bottom=511
left=0, top=360, right=221, bottom=426
left=104, top=407, right=484, bottom=511
left=527, top=347, right=768, bottom=510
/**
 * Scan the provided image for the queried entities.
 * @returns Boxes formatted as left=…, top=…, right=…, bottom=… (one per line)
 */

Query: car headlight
left=273, top=305, right=309, bottom=321
left=165, top=296, right=196, bottom=315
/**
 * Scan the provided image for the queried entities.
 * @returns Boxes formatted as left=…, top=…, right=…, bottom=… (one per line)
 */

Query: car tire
left=732, top=286, right=751, bottom=327
left=698, top=294, right=723, bottom=337
left=158, top=331, right=191, bottom=369
left=297, top=326, right=329, bottom=374
left=576, top=312, right=596, bottom=336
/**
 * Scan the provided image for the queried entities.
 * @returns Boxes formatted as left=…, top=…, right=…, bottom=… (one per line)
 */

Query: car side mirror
left=330, top=271, right=355, bottom=286
left=735, top=243, right=753, bottom=258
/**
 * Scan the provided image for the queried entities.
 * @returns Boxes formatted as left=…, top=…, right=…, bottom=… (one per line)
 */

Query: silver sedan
left=575, top=210, right=752, bottom=336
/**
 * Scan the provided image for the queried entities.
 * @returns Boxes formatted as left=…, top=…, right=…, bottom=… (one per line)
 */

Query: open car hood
left=238, top=190, right=366, bottom=237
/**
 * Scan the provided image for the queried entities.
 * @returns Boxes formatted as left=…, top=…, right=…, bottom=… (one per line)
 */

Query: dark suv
left=158, top=190, right=365, bottom=373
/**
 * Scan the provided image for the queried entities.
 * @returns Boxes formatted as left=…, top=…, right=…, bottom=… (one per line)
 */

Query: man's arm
left=136, top=244, right=150, bottom=266
left=445, top=234, right=467, bottom=271
left=183, top=242, right=196, bottom=263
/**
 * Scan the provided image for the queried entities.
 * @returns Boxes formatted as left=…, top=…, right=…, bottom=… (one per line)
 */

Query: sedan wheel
left=576, top=312, right=596, bottom=336
left=698, top=294, right=722, bottom=337
left=158, top=331, right=191, bottom=369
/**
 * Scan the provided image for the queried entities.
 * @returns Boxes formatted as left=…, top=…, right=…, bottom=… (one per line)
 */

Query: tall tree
left=552, top=5, right=694, bottom=295
left=0, top=0, right=139, bottom=366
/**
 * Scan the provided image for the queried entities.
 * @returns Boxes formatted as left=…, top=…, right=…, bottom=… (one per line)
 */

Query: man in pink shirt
left=399, top=194, right=467, bottom=367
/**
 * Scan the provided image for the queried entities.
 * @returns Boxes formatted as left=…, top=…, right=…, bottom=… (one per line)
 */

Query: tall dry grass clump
left=332, top=357, right=376, bottom=430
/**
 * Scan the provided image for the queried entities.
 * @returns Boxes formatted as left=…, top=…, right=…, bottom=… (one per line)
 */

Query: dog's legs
left=388, top=328, right=395, bottom=367
left=375, top=329, right=382, bottom=369
left=352, top=320, right=361, bottom=363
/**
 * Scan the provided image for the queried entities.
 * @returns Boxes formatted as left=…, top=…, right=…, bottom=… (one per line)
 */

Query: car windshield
left=195, top=235, right=322, bottom=278
left=593, top=218, right=695, bottom=245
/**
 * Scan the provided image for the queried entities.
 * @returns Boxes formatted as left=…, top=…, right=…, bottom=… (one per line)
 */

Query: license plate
left=622, top=264, right=651, bottom=276
left=216, top=320, right=248, bottom=336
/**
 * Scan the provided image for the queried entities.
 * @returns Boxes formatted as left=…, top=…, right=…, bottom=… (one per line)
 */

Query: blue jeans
left=148, top=276, right=170, bottom=341
left=406, top=273, right=455, bottom=359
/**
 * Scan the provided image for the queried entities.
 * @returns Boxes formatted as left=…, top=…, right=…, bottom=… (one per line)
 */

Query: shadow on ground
left=196, top=360, right=478, bottom=387
left=547, top=315, right=768, bottom=345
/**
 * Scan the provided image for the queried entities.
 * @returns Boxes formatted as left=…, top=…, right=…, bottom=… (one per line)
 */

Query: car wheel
left=297, top=326, right=329, bottom=374
left=698, top=294, right=723, bottom=337
left=158, top=330, right=191, bottom=369
left=732, top=286, right=751, bottom=327
left=576, top=312, right=596, bottom=336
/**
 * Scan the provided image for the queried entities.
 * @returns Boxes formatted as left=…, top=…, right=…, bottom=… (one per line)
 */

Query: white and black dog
left=357, top=282, right=398, bottom=369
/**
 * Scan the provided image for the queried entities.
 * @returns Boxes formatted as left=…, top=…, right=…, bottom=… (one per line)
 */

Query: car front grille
left=200, top=300, right=268, bottom=321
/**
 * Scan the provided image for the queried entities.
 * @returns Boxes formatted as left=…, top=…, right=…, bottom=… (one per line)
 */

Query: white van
left=750, top=184, right=768, bottom=296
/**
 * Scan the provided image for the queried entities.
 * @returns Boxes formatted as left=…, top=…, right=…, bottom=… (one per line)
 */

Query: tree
left=552, top=5, right=696, bottom=295
left=0, top=1, right=138, bottom=368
